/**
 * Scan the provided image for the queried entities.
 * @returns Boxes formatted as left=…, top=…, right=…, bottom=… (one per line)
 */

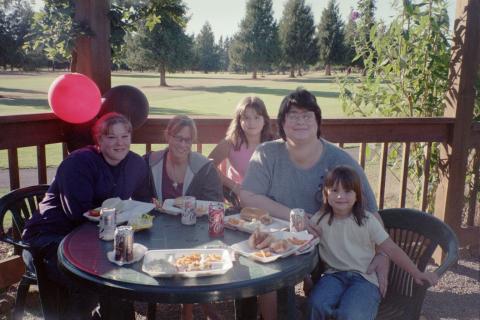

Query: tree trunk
left=324, top=64, right=331, bottom=76
left=159, top=63, right=167, bottom=87
left=297, top=69, right=303, bottom=77
left=289, top=68, right=295, bottom=78
left=252, top=69, right=257, bottom=79
left=70, top=49, right=77, bottom=72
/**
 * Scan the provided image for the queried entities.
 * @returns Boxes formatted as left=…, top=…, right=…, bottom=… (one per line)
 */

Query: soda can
left=208, top=202, right=224, bottom=237
left=114, top=225, right=134, bottom=262
left=99, top=208, right=116, bottom=240
left=181, top=196, right=197, bottom=225
left=290, top=208, right=306, bottom=232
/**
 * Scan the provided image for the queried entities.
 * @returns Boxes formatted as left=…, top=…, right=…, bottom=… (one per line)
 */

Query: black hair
left=277, top=88, right=322, bottom=141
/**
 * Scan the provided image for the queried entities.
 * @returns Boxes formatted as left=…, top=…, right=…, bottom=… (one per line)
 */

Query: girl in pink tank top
left=209, top=97, right=276, bottom=320
left=209, top=96, right=274, bottom=197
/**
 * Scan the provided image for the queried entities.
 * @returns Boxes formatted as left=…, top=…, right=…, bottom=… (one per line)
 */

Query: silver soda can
left=99, top=208, right=116, bottom=240
left=290, top=208, right=306, bottom=232
left=181, top=196, right=196, bottom=225
left=114, top=225, right=134, bottom=262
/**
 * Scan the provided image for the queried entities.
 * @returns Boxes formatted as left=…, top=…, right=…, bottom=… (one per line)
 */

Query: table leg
left=277, top=286, right=295, bottom=320
left=99, top=296, right=135, bottom=320
left=147, top=303, right=156, bottom=320
left=234, top=297, right=258, bottom=320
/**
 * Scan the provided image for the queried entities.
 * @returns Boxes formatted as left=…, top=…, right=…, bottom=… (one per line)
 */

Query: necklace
left=170, top=159, right=181, bottom=190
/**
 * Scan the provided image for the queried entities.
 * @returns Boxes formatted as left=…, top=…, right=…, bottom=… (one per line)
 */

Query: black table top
left=58, top=212, right=318, bottom=303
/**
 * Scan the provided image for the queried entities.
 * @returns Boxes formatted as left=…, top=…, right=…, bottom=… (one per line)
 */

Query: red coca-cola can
left=208, top=202, right=224, bottom=237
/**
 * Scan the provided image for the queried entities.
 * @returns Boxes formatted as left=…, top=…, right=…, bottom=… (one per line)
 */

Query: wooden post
left=434, top=0, right=480, bottom=250
left=73, top=0, right=111, bottom=95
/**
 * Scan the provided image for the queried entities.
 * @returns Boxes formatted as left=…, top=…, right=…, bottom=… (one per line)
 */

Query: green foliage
left=24, top=0, right=84, bottom=69
left=229, top=0, right=280, bottom=78
left=339, top=0, right=451, bottom=210
left=194, top=22, right=219, bottom=73
left=0, top=0, right=35, bottom=70
left=278, top=0, right=318, bottom=77
left=124, top=2, right=192, bottom=85
left=317, top=0, right=345, bottom=67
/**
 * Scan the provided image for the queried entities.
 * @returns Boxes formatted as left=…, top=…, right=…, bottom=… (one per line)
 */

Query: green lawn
left=0, top=70, right=346, bottom=169
left=0, top=71, right=345, bottom=117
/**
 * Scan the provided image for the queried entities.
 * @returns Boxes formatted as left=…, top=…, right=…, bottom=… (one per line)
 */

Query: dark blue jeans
left=308, top=271, right=381, bottom=320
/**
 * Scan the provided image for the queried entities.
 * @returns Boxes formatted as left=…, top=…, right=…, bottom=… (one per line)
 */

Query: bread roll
left=102, top=197, right=122, bottom=210
left=240, top=207, right=273, bottom=225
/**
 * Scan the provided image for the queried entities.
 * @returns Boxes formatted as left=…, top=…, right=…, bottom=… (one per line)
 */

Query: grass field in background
left=0, top=71, right=345, bottom=117
left=0, top=71, right=347, bottom=169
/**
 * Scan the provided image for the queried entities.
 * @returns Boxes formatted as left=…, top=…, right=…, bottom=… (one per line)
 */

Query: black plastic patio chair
left=0, top=184, right=50, bottom=320
left=376, top=208, right=459, bottom=320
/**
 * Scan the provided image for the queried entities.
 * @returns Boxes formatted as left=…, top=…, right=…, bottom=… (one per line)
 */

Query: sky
left=183, top=0, right=456, bottom=39
left=32, top=0, right=456, bottom=40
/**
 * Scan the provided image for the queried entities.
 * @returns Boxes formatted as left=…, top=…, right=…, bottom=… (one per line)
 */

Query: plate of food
left=225, top=207, right=289, bottom=233
left=230, top=229, right=314, bottom=263
left=83, top=197, right=155, bottom=224
left=142, top=248, right=233, bottom=277
left=161, top=197, right=215, bottom=217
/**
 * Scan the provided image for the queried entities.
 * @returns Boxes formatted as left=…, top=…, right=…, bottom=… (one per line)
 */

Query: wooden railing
left=2, top=113, right=478, bottom=216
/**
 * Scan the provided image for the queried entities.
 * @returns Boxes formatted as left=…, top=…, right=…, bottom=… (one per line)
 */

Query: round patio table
left=58, top=212, right=318, bottom=319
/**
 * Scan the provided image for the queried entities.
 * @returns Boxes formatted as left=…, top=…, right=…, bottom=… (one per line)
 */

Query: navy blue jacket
left=23, top=146, right=150, bottom=241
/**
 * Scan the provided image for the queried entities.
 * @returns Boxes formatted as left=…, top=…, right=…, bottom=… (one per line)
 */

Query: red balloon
left=48, top=73, right=101, bottom=124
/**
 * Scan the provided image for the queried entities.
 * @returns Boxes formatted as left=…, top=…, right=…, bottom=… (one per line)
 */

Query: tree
left=194, top=22, right=218, bottom=73
left=355, top=0, right=376, bottom=73
left=231, top=0, right=279, bottom=79
left=217, top=36, right=231, bottom=72
left=317, top=0, right=345, bottom=75
left=0, top=0, right=35, bottom=70
left=278, top=0, right=317, bottom=77
left=126, top=9, right=192, bottom=86
left=343, top=10, right=359, bottom=67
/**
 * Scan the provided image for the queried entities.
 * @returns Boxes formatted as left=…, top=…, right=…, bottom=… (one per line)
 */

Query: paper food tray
left=224, top=213, right=289, bottom=233
left=142, top=248, right=233, bottom=277
left=230, top=230, right=314, bottom=263
left=161, top=199, right=216, bottom=217
left=83, top=200, right=155, bottom=224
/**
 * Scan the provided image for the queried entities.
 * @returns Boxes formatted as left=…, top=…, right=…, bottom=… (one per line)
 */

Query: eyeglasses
left=285, top=111, right=315, bottom=123
left=170, top=134, right=193, bottom=145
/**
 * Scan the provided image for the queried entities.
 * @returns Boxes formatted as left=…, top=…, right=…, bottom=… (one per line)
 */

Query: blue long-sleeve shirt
left=23, top=146, right=151, bottom=241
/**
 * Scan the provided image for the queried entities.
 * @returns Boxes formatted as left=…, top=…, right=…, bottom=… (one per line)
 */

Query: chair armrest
left=1, top=236, right=30, bottom=250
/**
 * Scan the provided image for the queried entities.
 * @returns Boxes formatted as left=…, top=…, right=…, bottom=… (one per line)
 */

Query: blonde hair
left=164, top=115, right=198, bottom=142
left=225, top=96, right=273, bottom=150
left=91, top=112, right=132, bottom=146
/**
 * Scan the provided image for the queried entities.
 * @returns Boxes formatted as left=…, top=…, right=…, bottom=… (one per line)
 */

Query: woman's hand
left=367, top=253, right=390, bottom=297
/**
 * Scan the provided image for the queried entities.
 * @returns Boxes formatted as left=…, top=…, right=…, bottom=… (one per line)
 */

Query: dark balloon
left=100, top=85, right=149, bottom=129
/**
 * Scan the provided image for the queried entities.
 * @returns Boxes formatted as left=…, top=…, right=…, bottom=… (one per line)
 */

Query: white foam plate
left=107, top=243, right=148, bottom=266
left=83, top=200, right=155, bottom=224
left=142, top=248, right=233, bottom=278
left=230, top=231, right=314, bottom=263
left=224, top=213, right=289, bottom=234
left=161, top=199, right=216, bottom=217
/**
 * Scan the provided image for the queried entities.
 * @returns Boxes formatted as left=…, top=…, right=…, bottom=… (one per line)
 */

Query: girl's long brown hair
left=226, top=96, right=274, bottom=150
left=323, top=165, right=367, bottom=226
